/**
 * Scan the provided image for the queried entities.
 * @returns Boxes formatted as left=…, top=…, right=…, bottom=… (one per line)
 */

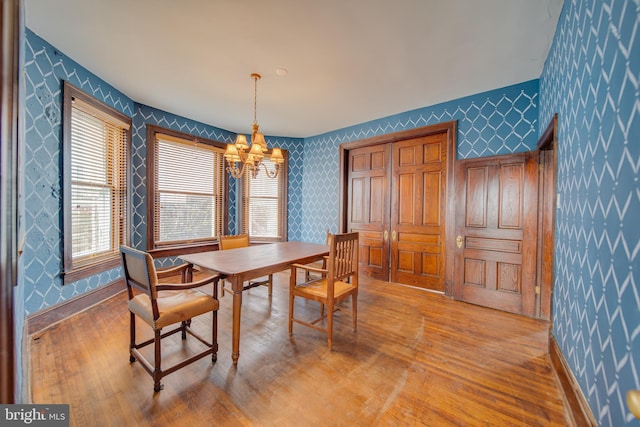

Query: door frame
left=1, top=0, right=22, bottom=404
left=338, top=121, right=457, bottom=295
left=535, top=114, right=558, bottom=320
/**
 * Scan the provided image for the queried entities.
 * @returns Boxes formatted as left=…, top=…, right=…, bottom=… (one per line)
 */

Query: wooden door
left=453, top=151, right=539, bottom=316
left=341, top=122, right=456, bottom=292
left=347, top=144, right=391, bottom=280
left=390, top=133, right=448, bottom=292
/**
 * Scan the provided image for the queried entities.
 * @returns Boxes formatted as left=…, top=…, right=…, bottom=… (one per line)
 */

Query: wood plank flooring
left=29, top=273, right=570, bottom=426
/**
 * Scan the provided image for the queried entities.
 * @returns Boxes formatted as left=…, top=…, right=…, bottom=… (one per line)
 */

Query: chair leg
left=212, top=308, right=218, bottom=362
left=153, top=329, right=163, bottom=392
left=288, top=290, right=294, bottom=336
left=181, top=321, right=188, bottom=339
left=327, top=303, right=333, bottom=351
left=129, top=312, right=136, bottom=363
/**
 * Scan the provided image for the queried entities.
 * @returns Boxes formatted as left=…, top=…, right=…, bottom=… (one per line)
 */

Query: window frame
left=62, top=81, right=132, bottom=284
left=146, top=125, right=229, bottom=257
left=239, top=149, right=288, bottom=242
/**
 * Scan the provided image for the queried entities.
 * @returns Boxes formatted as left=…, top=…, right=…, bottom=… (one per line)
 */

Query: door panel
left=341, top=122, right=456, bottom=293
left=454, top=151, right=538, bottom=316
left=499, top=163, right=524, bottom=228
left=347, top=144, right=391, bottom=280
left=391, top=133, right=448, bottom=291
left=423, top=171, right=441, bottom=225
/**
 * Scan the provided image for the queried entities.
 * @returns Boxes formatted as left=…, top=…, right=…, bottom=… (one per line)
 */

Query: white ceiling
left=25, top=0, right=564, bottom=138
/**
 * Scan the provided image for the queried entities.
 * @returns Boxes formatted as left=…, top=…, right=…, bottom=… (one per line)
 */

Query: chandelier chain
left=252, top=73, right=260, bottom=125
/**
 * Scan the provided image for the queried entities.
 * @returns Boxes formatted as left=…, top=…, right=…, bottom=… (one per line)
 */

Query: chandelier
left=224, top=73, right=284, bottom=178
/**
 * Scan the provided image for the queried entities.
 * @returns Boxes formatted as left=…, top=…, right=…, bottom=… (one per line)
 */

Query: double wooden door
left=346, top=128, right=452, bottom=292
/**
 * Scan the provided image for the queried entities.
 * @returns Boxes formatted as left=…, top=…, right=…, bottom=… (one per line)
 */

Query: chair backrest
left=219, top=234, right=250, bottom=251
left=120, top=245, right=159, bottom=300
left=327, top=232, right=359, bottom=282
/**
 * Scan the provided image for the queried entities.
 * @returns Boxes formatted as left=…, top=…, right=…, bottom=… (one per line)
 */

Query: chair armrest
left=156, top=273, right=223, bottom=292
left=156, top=263, right=191, bottom=279
left=291, top=263, right=327, bottom=274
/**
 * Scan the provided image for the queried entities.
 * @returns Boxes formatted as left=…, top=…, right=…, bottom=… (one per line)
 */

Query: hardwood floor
left=29, top=272, right=570, bottom=426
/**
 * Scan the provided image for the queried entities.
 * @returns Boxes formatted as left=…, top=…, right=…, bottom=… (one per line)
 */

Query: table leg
left=232, top=281, right=242, bottom=365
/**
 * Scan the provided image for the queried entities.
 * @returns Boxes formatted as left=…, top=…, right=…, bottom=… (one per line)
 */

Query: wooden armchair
left=120, top=245, right=221, bottom=392
left=219, top=234, right=273, bottom=296
left=288, top=232, right=359, bottom=350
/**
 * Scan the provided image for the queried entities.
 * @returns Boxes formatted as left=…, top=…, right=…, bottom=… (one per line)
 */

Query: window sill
left=63, top=256, right=122, bottom=285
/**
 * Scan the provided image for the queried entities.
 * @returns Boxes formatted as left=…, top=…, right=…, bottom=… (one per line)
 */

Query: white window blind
left=242, top=156, right=286, bottom=240
left=154, top=134, right=224, bottom=246
left=70, top=103, right=127, bottom=265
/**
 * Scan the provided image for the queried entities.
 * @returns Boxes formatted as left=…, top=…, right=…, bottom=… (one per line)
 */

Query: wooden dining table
left=180, top=241, right=329, bottom=365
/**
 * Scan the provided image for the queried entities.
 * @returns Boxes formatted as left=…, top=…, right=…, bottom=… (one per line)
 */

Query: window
left=240, top=152, right=288, bottom=242
left=147, top=126, right=227, bottom=250
left=63, top=81, right=131, bottom=283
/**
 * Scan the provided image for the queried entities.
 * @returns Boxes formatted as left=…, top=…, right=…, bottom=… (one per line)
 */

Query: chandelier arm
left=228, top=161, right=253, bottom=179
left=260, top=162, right=280, bottom=178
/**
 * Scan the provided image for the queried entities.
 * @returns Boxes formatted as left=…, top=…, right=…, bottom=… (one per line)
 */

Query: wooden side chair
left=219, top=234, right=273, bottom=296
left=288, top=232, right=359, bottom=350
left=120, top=245, right=221, bottom=392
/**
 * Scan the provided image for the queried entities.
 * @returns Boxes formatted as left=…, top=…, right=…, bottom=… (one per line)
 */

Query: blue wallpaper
left=22, top=29, right=134, bottom=314
left=299, top=81, right=540, bottom=243
left=540, top=1, right=640, bottom=425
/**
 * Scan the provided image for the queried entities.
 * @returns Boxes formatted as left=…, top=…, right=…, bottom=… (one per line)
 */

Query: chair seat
left=294, top=278, right=355, bottom=300
left=129, top=290, right=219, bottom=329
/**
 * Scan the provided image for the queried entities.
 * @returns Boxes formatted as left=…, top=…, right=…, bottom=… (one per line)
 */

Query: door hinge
left=539, top=164, right=544, bottom=172
left=535, top=285, right=541, bottom=295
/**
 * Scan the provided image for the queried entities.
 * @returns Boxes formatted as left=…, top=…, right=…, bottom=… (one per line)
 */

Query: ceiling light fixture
left=224, top=73, right=283, bottom=179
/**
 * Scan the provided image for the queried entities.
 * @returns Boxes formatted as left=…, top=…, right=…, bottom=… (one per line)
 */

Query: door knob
left=456, top=235, right=463, bottom=248
left=383, top=230, right=388, bottom=241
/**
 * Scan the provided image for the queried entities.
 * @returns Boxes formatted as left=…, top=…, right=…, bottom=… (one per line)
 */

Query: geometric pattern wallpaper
left=299, top=80, right=540, bottom=243
left=540, top=1, right=640, bottom=425
left=22, top=29, right=134, bottom=315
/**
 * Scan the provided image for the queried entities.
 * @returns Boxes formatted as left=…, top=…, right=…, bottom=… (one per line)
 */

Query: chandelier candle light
left=224, top=73, right=284, bottom=178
